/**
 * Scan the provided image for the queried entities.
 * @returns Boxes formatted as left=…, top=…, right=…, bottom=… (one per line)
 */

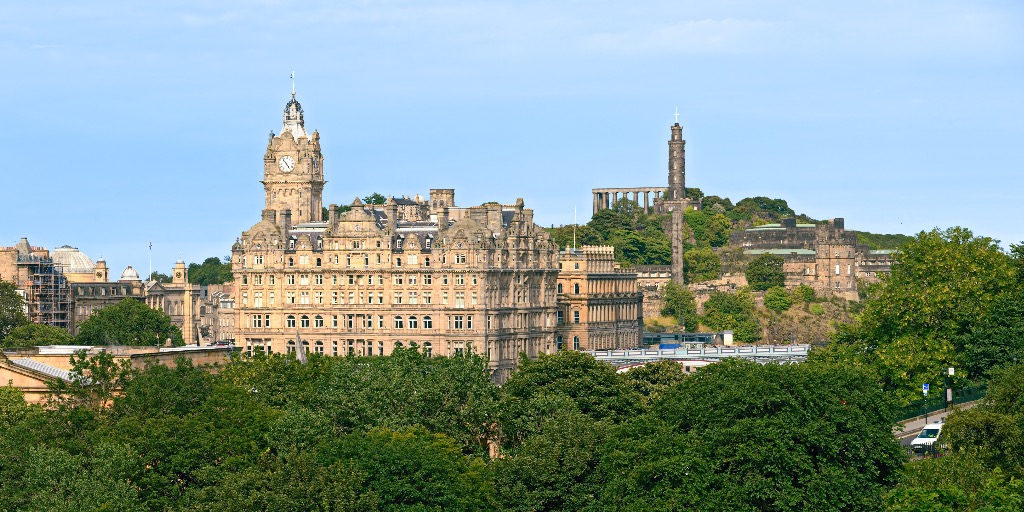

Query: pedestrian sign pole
left=922, top=383, right=930, bottom=424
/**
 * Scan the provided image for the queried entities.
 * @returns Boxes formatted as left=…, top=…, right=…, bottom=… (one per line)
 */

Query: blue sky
left=2, top=1, right=1022, bottom=277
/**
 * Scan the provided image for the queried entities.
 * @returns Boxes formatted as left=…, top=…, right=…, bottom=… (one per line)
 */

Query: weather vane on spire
left=674, top=106, right=680, bottom=124
left=290, top=71, right=295, bottom=98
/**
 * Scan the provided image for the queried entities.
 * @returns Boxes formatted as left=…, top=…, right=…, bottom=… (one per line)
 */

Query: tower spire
left=290, top=71, right=295, bottom=98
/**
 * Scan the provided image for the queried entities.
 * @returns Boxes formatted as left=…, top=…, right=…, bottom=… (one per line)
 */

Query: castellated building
left=731, top=218, right=893, bottom=300
left=232, top=94, right=565, bottom=381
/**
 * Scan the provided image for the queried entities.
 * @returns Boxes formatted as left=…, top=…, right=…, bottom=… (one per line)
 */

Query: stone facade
left=731, top=217, right=893, bottom=300
left=555, top=246, right=642, bottom=351
left=232, top=94, right=561, bottom=381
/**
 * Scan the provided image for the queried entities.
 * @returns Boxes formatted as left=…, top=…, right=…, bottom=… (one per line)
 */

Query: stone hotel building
left=232, top=94, right=564, bottom=380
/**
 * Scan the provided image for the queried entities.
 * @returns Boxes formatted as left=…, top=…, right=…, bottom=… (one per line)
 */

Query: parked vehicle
left=911, top=421, right=944, bottom=454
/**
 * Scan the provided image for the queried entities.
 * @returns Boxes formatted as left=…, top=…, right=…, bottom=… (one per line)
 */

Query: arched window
left=424, top=256, right=430, bottom=267
left=287, top=340, right=295, bottom=354
left=573, top=283, right=580, bottom=294
left=557, top=283, right=563, bottom=293
left=408, top=316, right=418, bottom=329
left=422, top=316, right=432, bottom=329
left=394, top=316, right=404, bottom=329
left=315, top=341, right=324, bottom=354
left=396, top=257, right=402, bottom=267
left=301, top=315, right=310, bottom=328
left=287, top=315, right=296, bottom=328
left=314, top=315, right=324, bottom=328
left=573, top=336, right=580, bottom=351
left=315, top=257, right=322, bottom=267
left=288, top=257, right=294, bottom=267
left=423, top=342, right=432, bottom=357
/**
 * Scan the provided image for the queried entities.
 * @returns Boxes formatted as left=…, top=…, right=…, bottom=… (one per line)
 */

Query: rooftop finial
left=674, top=106, right=679, bottom=124
left=290, top=71, right=295, bottom=98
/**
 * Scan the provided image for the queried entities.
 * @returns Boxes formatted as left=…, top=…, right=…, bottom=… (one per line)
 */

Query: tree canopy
left=75, top=298, right=184, bottom=346
left=746, top=253, right=786, bottom=291
left=701, top=289, right=759, bottom=342
left=1, top=323, right=75, bottom=348
left=0, top=280, right=28, bottom=343
left=187, top=256, right=233, bottom=285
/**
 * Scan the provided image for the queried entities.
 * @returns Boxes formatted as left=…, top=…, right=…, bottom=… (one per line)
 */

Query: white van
left=911, top=421, right=944, bottom=453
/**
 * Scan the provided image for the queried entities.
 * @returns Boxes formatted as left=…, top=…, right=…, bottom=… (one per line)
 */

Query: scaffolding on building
left=16, top=253, right=72, bottom=329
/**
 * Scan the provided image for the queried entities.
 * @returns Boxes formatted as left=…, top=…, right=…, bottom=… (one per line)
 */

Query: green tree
left=321, top=204, right=353, bottom=220
left=76, top=298, right=184, bottom=346
left=701, top=290, right=759, bottom=342
left=595, top=358, right=903, bottom=511
left=0, top=280, right=28, bottom=343
left=188, top=256, right=234, bottom=285
left=661, top=281, right=698, bottom=330
left=1, top=322, right=75, bottom=348
left=791, top=284, right=816, bottom=303
left=959, top=288, right=1024, bottom=379
left=182, top=451, right=378, bottom=511
left=745, top=253, right=785, bottom=291
left=547, top=224, right=601, bottom=251
left=733, top=196, right=796, bottom=223
left=47, top=350, right=135, bottom=414
left=685, top=209, right=732, bottom=247
left=859, top=227, right=1012, bottom=344
left=502, top=351, right=641, bottom=427
left=622, top=360, right=688, bottom=407
left=494, top=403, right=605, bottom=512
left=763, top=286, right=793, bottom=313
left=684, top=246, right=721, bottom=282
left=148, top=271, right=172, bottom=283
left=324, top=428, right=496, bottom=511
left=363, top=192, right=387, bottom=205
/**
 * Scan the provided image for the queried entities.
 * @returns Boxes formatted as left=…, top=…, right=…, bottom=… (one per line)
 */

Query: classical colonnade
left=592, top=187, right=666, bottom=215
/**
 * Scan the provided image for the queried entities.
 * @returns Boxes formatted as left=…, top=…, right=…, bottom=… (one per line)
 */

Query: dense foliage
left=0, top=346, right=912, bottom=511
left=660, top=281, right=698, bottom=330
left=187, top=256, right=234, bottom=286
left=701, top=289, right=760, bottom=342
left=746, top=253, right=786, bottom=291
left=1, top=323, right=75, bottom=348
left=834, top=228, right=1018, bottom=404
left=0, top=280, right=28, bottom=343
left=76, top=298, right=184, bottom=347
left=549, top=199, right=671, bottom=266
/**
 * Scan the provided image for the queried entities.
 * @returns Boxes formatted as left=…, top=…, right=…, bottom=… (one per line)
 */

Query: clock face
left=278, top=155, right=295, bottom=172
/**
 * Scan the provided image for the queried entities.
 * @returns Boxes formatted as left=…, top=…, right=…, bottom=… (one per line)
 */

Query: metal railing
left=895, top=384, right=987, bottom=422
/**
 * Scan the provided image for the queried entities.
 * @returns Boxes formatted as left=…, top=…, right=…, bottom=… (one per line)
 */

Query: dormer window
left=425, top=237, right=432, bottom=250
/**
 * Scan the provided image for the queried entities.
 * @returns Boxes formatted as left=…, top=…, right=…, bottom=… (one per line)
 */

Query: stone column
left=643, top=190, right=650, bottom=213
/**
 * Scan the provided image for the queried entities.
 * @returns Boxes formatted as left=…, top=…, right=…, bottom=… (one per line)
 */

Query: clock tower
left=262, top=93, right=325, bottom=224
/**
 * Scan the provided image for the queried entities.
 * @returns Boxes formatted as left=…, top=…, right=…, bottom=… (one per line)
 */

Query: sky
left=1, top=1, right=1022, bottom=277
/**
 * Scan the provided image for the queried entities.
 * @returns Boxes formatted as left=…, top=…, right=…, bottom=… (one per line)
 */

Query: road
left=896, top=401, right=980, bottom=447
